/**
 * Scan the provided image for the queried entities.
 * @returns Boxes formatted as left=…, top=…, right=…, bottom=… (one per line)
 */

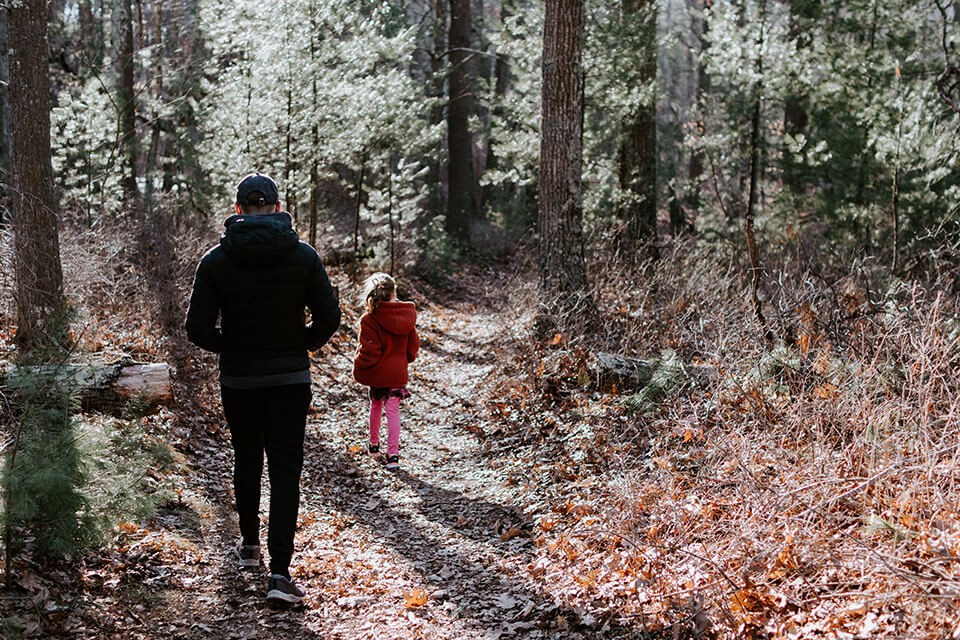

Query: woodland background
left=2, top=0, right=960, bottom=638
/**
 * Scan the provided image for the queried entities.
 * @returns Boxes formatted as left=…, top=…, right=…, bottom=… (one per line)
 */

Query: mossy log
left=594, top=352, right=718, bottom=393
left=594, top=353, right=655, bottom=392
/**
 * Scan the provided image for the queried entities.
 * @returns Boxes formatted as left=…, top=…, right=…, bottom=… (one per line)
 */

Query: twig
left=796, top=467, right=897, bottom=518
left=570, top=527, right=742, bottom=593
left=571, top=527, right=742, bottom=628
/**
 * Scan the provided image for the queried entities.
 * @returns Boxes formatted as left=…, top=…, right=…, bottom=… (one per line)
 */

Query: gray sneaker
left=266, top=574, right=306, bottom=604
left=233, top=539, right=260, bottom=568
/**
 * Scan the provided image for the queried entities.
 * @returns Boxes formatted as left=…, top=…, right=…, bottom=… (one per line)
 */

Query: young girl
left=353, top=273, right=419, bottom=469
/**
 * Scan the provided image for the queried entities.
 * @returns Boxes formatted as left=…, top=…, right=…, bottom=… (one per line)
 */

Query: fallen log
left=593, top=351, right=718, bottom=393
left=1, top=355, right=172, bottom=415
left=594, top=352, right=655, bottom=392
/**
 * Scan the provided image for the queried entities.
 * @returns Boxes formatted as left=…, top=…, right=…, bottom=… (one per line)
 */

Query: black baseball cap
left=236, top=172, right=279, bottom=206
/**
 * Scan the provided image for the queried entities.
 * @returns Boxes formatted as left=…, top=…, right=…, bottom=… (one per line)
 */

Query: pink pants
left=369, top=396, right=401, bottom=456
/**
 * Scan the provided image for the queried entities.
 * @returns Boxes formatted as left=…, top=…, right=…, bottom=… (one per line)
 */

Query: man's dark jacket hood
left=220, top=212, right=299, bottom=266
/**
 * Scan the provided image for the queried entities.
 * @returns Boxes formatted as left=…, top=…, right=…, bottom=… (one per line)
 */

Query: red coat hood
left=372, top=301, right=417, bottom=335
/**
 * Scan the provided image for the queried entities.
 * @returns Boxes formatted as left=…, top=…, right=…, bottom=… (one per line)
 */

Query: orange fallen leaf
left=117, top=522, right=140, bottom=534
left=403, top=588, right=428, bottom=608
left=813, top=383, right=837, bottom=399
left=540, top=518, right=557, bottom=531
left=499, top=526, right=525, bottom=542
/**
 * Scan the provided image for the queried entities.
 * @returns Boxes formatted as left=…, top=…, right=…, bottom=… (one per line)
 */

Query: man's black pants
left=221, top=383, right=311, bottom=578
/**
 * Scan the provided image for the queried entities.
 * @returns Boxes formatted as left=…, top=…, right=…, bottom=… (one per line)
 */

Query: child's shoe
left=368, top=442, right=380, bottom=455
left=384, top=454, right=400, bottom=470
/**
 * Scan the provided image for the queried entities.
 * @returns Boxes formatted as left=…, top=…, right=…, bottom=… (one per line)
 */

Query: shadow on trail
left=154, top=358, right=326, bottom=640
left=168, top=428, right=325, bottom=640
left=302, top=439, right=646, bottom=638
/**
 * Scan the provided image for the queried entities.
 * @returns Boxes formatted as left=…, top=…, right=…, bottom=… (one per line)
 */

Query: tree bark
left=617, top=0, right=658, bottom=257
left=428, top=0, right=447, bottom=223
left=684, top=0, right=710, bottom=233
left=114, top=0, right=139, bottom=208
left=745, top=0, right=773, bottom=345
left=2, top=357, right=172, bottom=415
left=538, top=0, right=593, bottom=335
left=9, top=0, right=68, bottom=354
left=78, top=0, right=104, bottom=69
left=309, top=1, right=319, bottom=246
left=446, top=0, right=479, bottom=241
left=782, top=0, right=819, bottom=194
left=143, top=0, right=163, bottom=220
left=352, top=158, right=366, bottom=281
left=0, top=8, right=9, bottom=225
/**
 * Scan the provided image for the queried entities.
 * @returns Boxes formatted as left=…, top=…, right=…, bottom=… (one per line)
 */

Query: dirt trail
left=295, top=294, right=541, bottom=639
left=155, top=272, right=619, bottom=640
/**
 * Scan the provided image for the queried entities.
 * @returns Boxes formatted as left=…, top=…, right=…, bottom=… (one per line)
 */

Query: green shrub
left=2, top=377, right=179, bottom=562
left=2, top=377, right=98, bottom=558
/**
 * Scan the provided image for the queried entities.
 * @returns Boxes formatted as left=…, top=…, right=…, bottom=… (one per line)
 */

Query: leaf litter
left=3, top=264, right=958, bottom=638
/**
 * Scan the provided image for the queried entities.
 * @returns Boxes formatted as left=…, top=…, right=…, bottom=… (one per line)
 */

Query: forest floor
left=2, top=263, right=655, bottom=639
left=5, top=254, right=960, bottom=639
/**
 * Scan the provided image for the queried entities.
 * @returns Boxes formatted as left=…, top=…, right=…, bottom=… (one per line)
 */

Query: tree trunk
left=9, top=0, right=68, bottom=354
left=352, top=158, right=366, bottom=281
left=141, top=0, right=180, bottom=334
left=0, top=8, right=9, bottom=225
left=308, top=1, right=320, bottom=246
left=114, top=0, right=139, bottom=208
left=143, top=0, right=163, bottom=221
left=782, top=0, right=819, bottom=194
left=78, top=0, right=104, bottom=70
left=446, top=0, right=479, bottom=242
left=428, top=0, right=447, bottom=223
left=284, top=83, right=298, bottom=222
left=616, top=0, right=658, bottom=257
left=538, top=0, right=594, bottom=336
left=745, top=0, right=772, bottom=345
left=684, top=0, right=710, bottom=233
left=854, top=0, right=879, bottom=209
left=387, top=162, right=396, bottom=275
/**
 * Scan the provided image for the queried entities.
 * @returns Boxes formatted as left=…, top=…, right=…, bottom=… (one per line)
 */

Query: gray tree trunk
left=114, top=0, right=139, bottom=207
left=537, top=0, right=593, bottom=335
left=782, top=0, right=820, bottom=194
left=684, top=0, right=710, bottom=232
left=617, top=0, right=658, bottom=257
left=0, top=8, right=9, bottom=224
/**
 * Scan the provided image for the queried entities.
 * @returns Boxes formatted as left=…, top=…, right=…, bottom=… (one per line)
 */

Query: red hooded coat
left=353, top=300, right=419, bottom=388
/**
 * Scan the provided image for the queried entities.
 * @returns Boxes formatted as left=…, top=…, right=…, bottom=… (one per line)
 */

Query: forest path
left=185, top=268, right=586, bottom=640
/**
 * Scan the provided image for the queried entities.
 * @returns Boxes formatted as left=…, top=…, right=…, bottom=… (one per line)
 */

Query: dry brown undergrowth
left=486, top=242, right=960, bottom=638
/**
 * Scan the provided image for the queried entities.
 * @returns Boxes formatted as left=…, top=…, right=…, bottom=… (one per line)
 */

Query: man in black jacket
left=185, top=172, right=341, bottom=605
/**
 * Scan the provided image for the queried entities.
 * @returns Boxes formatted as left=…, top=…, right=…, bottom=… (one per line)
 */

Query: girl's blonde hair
left=360, top=272, right=396, bottom=314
